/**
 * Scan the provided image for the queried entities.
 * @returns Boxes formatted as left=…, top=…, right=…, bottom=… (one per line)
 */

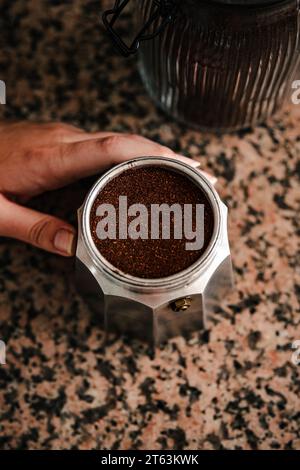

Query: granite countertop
left=0, top=0, right=299, bottom=450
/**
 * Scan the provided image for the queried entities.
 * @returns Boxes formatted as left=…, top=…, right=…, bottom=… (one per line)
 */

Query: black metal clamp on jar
left=103, top=0, right=300, bottom=131
left=102, top=0, right=177, bottom=57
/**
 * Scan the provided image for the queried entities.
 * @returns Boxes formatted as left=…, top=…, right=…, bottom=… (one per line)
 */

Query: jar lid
left=103, top=0, right=288, bottom=57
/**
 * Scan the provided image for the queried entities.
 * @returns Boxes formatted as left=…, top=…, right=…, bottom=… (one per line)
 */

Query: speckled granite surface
left=0, top=0, right=299, bottom=450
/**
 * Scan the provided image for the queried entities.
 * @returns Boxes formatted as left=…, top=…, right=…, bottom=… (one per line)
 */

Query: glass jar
left=103, top=0, right=300, bottom=132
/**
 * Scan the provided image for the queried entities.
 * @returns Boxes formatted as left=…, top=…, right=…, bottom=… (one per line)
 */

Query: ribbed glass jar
left=136, top=0, right=300, bottom=131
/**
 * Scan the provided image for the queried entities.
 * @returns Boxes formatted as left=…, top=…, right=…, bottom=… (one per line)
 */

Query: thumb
left=0, top=194, right=76, bottom=256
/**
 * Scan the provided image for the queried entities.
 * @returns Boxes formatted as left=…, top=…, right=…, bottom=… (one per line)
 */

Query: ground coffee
left=90, top=166, right=214, bottom=279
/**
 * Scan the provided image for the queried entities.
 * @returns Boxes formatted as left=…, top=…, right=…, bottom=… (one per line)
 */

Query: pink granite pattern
left=0, top=0, right=299, bottom=450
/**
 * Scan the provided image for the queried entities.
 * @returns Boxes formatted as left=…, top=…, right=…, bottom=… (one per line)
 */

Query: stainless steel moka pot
left=76, top=157, right=233, bottom=345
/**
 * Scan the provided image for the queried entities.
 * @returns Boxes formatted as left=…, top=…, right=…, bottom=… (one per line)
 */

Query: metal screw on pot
left=171, top=297, right=192, bottom=312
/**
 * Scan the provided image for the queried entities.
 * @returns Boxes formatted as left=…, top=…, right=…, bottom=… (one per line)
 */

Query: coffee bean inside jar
left=103, top=0, right=300, bottom=131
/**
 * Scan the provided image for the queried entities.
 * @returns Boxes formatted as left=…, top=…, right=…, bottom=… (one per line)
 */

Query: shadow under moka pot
left=76, top=157, right=233, bottom=344
left=103, top=0, right=300, bottom=131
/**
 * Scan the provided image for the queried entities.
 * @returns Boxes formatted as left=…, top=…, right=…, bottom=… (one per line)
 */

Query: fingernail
left=199, top=170, right=218, bottom=186
left=174, top=154, right=201, bottom=169
left=54, top=229, right=76, bottom=256
left=174, top=155, right=218, bottom=185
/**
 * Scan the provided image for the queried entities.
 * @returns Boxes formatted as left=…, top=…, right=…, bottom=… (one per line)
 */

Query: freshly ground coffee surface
left=90, top=166, right=214, bottom=279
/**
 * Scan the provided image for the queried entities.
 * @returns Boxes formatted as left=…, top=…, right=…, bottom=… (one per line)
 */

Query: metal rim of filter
left=81, top=156, right=223, bottom=293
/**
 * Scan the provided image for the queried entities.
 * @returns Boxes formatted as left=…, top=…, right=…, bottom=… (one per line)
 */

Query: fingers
left=40, top=133, right=217, bottom=191
left=0, top=194, right=76, bottom=256
left=60, top=131, right=118, bottom=144
left=43, top=134, right=177, bottom=190
left=172, top=155, right=217, bottom=185
left=0, top=119, right=216, bottom=196
left=0, top=121, right=86, bottom=148
left=50, top=136, right=217, bottom=188
left=0, top=121, right=130, bottom=146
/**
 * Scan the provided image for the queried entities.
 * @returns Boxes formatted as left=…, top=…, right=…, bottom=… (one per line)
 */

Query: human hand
left=0, top=121, right=179, bottom=257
